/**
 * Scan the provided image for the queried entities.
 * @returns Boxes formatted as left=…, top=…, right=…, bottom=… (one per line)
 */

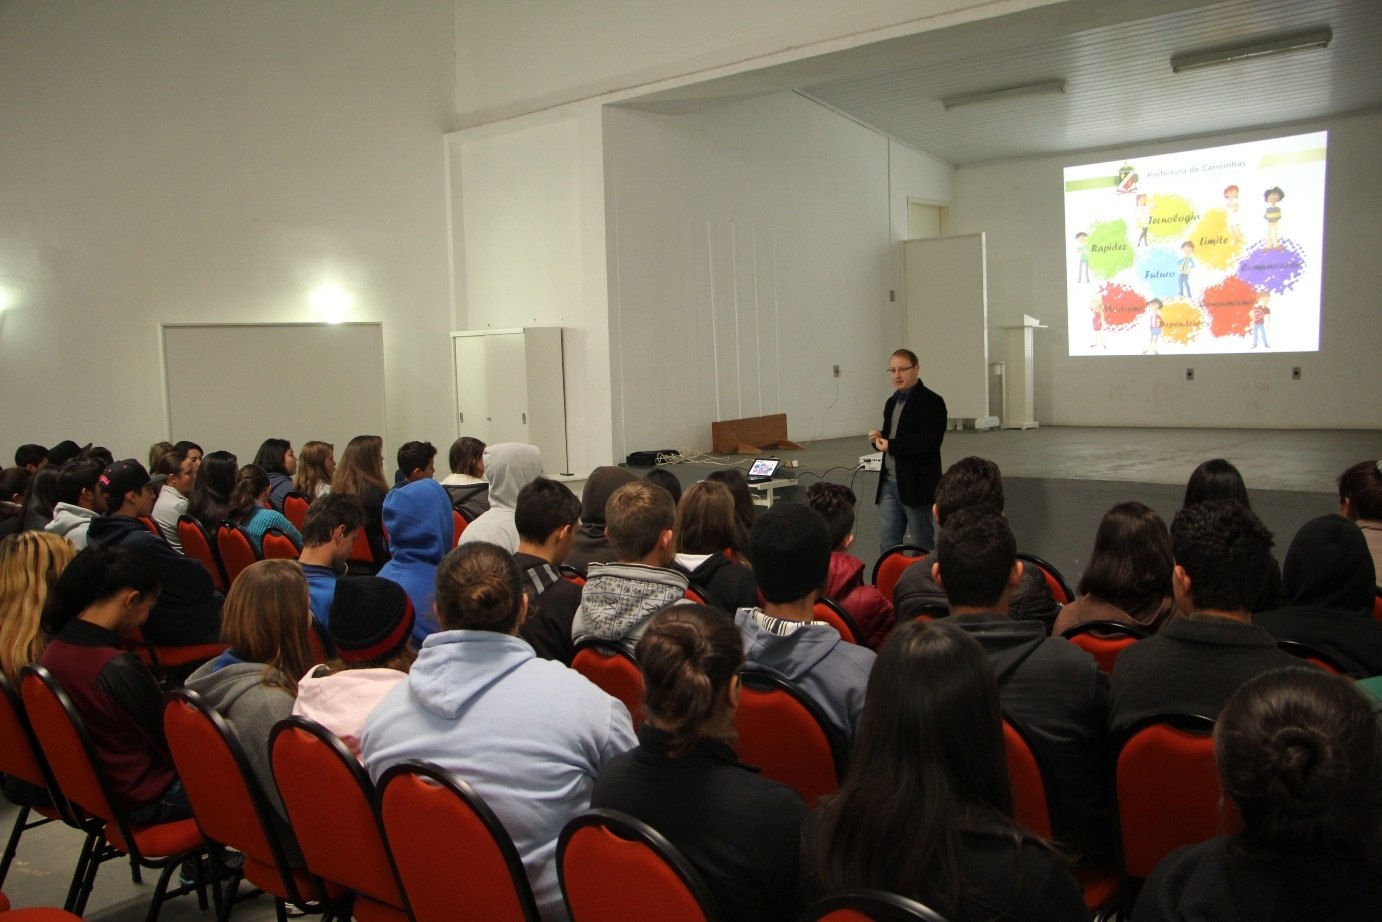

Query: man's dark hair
left=606, top=481, right=676, bottom=560
left=172, top=440, right=203, bottom=455
left=253, top=438, right=292, bottom=475
left=301, top=493, right=366, bottom=546
left=1170, top=500, right=1273, bottom=613
left=154, top=450, right=189, bottom=478
left=935, top=509, right=1016, bottom=609
left=14, top=444, right=47, bottom=469
left=644, top=468, right=683, bottom=506
left=82, top=446, right=114, bottom=468
left=891, top=348, right=919, bottom=368
left=515, top=477, right=581, bottom=543
left=55, top=459, right=104, bottom=506
left=397, top=441, right=437, bottom=477
left=933, top=456, right=1004, bottom=526
left=805, top=482, right=857, bottom=550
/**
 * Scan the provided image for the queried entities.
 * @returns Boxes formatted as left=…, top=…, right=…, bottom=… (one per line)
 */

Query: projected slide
left=1064, top=131, right=1327, bottom=356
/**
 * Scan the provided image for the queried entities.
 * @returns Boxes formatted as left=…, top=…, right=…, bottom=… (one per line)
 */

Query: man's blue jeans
left=878, top=474, right=935, bottom=554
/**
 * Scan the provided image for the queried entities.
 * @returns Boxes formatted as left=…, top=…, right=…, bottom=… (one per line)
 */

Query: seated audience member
left=297, top=494, right=366, bottom=631
left=151, top=449, right=197, bottom=553
left=1255, top=514, right=1382, bottom=677
left=561, top=465, right=637, bottom=575
left=672, top=480, right=757, bottom=614
left=395, top=440, right=437, bottom=485
left=1136, top=668, right=1382, bottom=921
left=1052, top=501, right=1176, bottom=636
left=87, top=460, right=222, bottom=646
left=187, top=450, right=237, bottom=534
left=1182, top=458, right=1282, bottom=611
left=14, top=444, right=48, bottom=473
left=513, top=477, right=584, bottom=665
left=293, top=440, right=335, bottom=500
left=171, top=441, right=203, bottom=471
left=736, top=502, right=876, bottom=749
left=1111, top=500, right=1303, bottom=738
left=293, top=576, right=414, bottom=759
left=332, top=435, right=391, bottom=566
left=935, top=508, right=1111, bottom=865
left=225, top=464, right=303, bottom=554
left=377, top=478, right=452, bottom=644
left=894, top=457, right=1060, bottom=630
left=805, top=482, right=896, bottom=649
left=0, top=532, right=76, bottom=685
left=39, top=544, right=192, bottom=823
left=252, top=438, right=297, bottom=512
left=0, top=468, right=33, bottom=540
left=18, top=466, right=60, bottom=533
left=47, top=440, right=88, bottom=468
left=644, top=467, right=683, bottom=506
left=362, top=542, right=636, bottom=921
left=1337, top=459, right=1382, bottom=587
left=572, top=481, right=688, bottom=653
left=186, top=559, right=315, bottom=820
left=441, top=436, right=489, bottom=521
left=148, top=441, right=173, bottom=473
left=705, top=468, right=756, bottom=543
left=592, top=605, right=806, bottom=922
left=46, top=458, right=106, bottom=550
left=804, top=619, right=1086, bottom=922
left=457, top=442, right=542, bottom=554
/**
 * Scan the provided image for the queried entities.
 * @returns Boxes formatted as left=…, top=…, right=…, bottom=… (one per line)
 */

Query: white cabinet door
left=453, top=332, right=529, bottom=445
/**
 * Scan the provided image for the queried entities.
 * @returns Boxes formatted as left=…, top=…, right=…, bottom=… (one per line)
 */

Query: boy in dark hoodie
left=805, top=482, right=895, bottom=650
left=562, top=465, right=637, bottom=576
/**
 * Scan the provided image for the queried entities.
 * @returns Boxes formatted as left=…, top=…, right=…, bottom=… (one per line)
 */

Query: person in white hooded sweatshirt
left=456, top=442, right=542, bottom=553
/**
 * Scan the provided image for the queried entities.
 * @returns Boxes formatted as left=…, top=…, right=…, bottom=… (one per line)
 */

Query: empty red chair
left=260, top=527, right=302, bottom=561
left=215, top=522, right=260, bottom=586
left=281, top=492, right=310, bottom=532
left=1060, top=621, right=1148, bottom=674
left=177, top=515, right=227, bottom=593
left=871, top=545, right=928, bottom=603
left=735, top=672, right=843, bottom=806
left=571, top=640, right=644, bottom=730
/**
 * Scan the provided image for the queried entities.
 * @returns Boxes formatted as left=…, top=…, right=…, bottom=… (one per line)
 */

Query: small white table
left=748, top=478, right=795, bottom=507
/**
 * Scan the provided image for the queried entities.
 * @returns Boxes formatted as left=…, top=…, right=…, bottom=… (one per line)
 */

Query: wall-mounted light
left=309, top=284, right=353, bottom=324
left=941, top=80, right=1066, bottom=111
left=1171, top=27, right=1332, bottom=74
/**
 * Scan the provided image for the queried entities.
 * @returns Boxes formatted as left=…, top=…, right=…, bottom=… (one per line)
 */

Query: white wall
left=0, top=1, right=456, bottom=460
left=953, top=111, right=1382, bottom=429
left=602, top=93, right=954, bottom=455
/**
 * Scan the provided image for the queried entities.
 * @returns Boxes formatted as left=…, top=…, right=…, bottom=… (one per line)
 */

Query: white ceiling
left=621, top=0, right=1382, bottom=166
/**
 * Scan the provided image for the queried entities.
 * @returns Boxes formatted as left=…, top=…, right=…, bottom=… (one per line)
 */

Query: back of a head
left=55, top=459, right=100, bottom=510
left=673, top=480, right=744, bottom=557
left=933, top=457, right=1004, bottom=526
left=302, top=493, right=366, bottom=547
left=295, top=441, right=334, bottom=493
left=195, top=451, right=239, bottom=503
left=704, top=469, right=756, bottom=534
left=748, top=502, right=831, bottom=604
left=334, top=435, right=387, bottom=495
left=1217, top=667, right=1382, bottom=854
left=935, top=508, right=1016, bottom=609
left=227, top=464, right=271, bottom=523
left=578, top=465, right=638, bottom=526
left=253, top=438, right=292, bottom=475
left=1338, top=460, right=1382, bottom=521
left=1171, top=500, right=1273, bottom=613
left=635, top=604, right=743, bottom=757
left=328, top=576, right=415, bottom=671
left=0, top=532, right=77, bottom=683
left=148, top=441, right=174, bottom=472
left=221, top=558, right=313, bottom=688
left=47, top=441, right=86, bottom=468
left=22, top=467, right=61, bottom=524
left=83, top=446, right=114, bottom=469
left=805, top=482, right=857, bottom=550
left=481, top=443, right=543, bottom=508
left=396, top=441, right=436, bottom=478
left=43, top=543, right=160, bottom=637
left=1, top=467, right=33, bottom=504
left=515, top=477, right=581, bottom=544
left=643, top=468, right=683, bottom=506
left=605, top=480, right=676, bottom=561
left=14, top=444, right=47, bottom=470
left=448, top=436, right=486, bottom=477
left=1281, top=514, right=1375, bottom=614
left=381, top=479, right=452, bottom=557
left=1077, top=501, right=1174, bottom=602
left=434, top=542, right=523, bottom=633
left=154, top=449, right=189, bottom=481
left=1183, top=458, right=1250, bottom=509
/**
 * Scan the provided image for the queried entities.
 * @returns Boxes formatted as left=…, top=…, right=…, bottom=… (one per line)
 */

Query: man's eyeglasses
left=886, top=365, right=916, bottom=375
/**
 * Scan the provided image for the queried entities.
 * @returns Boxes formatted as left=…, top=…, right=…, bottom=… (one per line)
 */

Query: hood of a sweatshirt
left=87, top=514, right=154, bottom=544
left=407, top=630, right=534, bottom=720
left=185, top=660, right=271, bottom=713
left=46, top=502, right=99, bottom=538
left=382, top=479, right=452, bottom=564
left=579, top=466, right=637, bottom=526
left=824, top=551, right=867, bottom=600
left=949, top=614, right=1046, bottom=684
left=1281, top=514, right=1375, bottom=616
left=482, top=443, right=542, bottom=511
left=735, top=608, right=843, bottom=676
left=572, top=562, right=688, bottom=644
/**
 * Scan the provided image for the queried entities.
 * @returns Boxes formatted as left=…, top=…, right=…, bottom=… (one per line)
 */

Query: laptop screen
left=747, top=458, right=781, bottom=482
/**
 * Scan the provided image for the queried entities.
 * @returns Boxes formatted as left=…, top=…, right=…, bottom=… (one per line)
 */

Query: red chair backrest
left=1373, top=589, right=1382, bottom=623
left=1115, top=714, right=1228, bottom=881
left=871, top=545, right=928, bottom=603
left=452, top=510, right=467, bottom=548
left=377, top=761, right=540, bottom=922
left=348, top=526, right=375, bottom=567
left=282, top=492, right=310, bottom=531
left=1017, top=552, right=1074, bottom=604
left=558, top=809, right=715, bottom=922
left=261, top=527, right=302, bottom=561
left=1061, top=621, right=1148, bottom=674
left=1276, top=640, right=1345, bottom=675
left=178, top=515, right=226, bottom=593
left=570, top=642, right=644, bottom=730
left=270, top=719, right=404, bottom=911
left=137, top=515, right=161, bottom=537
left=735, top=672, right=842, bottom=806
left=801, top=890, right=950, bottom=922
left=813, top=598, right=860, bottom=645
left=0, top=671, right=61, bottom=806
left=683, top=585, right=709, bottom=605
left=19, top=667, right=116, bottom=830
left=558, top=565, right=585, bottom=587
left=216, top=522, right=261, bottom=586
left=1002, top=717, right=1054, bottom=839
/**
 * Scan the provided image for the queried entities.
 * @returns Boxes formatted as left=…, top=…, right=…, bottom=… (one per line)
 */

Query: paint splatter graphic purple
left=1236, top=239, right=1306, bottom=294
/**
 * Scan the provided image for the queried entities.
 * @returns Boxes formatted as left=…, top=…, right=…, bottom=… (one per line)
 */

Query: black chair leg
left=70, top=833, right=112, bottom=917
left=64, top=829, right=101, bottom=913
left=0, top=804, right=32, bottom=888
left=130, top=851, right=143, bottom=883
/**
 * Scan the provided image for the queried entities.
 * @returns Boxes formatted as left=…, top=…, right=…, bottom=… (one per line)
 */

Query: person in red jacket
left=805, top=483, right=896, bottom=650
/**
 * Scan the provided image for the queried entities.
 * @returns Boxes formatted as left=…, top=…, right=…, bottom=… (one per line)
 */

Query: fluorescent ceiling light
left=1171, top=27, right=1332, bottom=74
left=941, top=80, right=1066, bottom=111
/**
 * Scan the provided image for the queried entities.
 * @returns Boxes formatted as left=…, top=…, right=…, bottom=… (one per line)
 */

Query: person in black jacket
left=869, top=348, right=946, bottom=553
left=513, top=477, right=584, bottom=665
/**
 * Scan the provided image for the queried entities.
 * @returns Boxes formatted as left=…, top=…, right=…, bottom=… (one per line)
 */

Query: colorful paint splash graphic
left=1201, top=276, right=1259, bottom=338
left=1237, top=239, right=1306, bottom=294
left=1159, top=299, right=1204, bottom=345
left=1095, top=284, right=1146, bottom=331
left=1145, top=194, right=1197, bottom=243
left=1134, top=247, right=1187, bottom=301
left=1187, top=209, right=1240, bottom=272
left=1087, top=219, right=1135, bottom=279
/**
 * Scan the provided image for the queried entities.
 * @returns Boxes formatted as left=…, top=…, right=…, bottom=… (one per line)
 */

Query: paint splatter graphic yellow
left=1159, top=299, right=1204, bottom=345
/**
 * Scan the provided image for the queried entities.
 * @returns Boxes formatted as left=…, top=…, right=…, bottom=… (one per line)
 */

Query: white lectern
left=998, top=314, right=1046, bottom=430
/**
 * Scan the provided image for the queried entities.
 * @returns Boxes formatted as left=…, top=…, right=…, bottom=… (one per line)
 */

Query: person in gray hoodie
left=362, top=542, right=635, bottom=921
left=45, top=458, right=105, bottom=550
left=457, top=442, right=542, bottom=553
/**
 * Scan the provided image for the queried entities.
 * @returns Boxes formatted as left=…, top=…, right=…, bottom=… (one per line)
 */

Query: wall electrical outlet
left=1292, top=367, right=1301, bottom=380
left=833, top=364, right=841, bottom=378
left=1185, top=368, right=1194, bottom=381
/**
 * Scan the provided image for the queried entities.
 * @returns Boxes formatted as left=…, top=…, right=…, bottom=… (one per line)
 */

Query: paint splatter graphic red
left=1097, top=284, right=1146, bottom=330
left=1202, top=276, right=1258, bottom=338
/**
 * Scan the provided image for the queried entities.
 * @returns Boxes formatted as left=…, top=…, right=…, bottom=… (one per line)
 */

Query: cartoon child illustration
left=1135, top=194, right=1150, bottom=246
left=1264, top=186, right=1284, bottom=248
left=1090, top=294, right=1106, bottom=349
left=1178, top=241, right=1196, bottom=299
left=1075, top=232, right=1090, bottom=282
left=1224, top=184, right=1241, bottom=237
left=1250, top=290, right=1271, bottom=350
left=1144, top=298, right=1163, bottom=355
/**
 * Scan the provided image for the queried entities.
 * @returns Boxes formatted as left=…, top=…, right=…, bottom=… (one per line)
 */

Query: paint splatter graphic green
left=1086, top=220, right=1135, bottom=279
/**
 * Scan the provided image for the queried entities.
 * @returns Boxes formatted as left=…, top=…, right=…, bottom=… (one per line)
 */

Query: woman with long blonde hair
left=293, top=440, right=335, bottom=500
left=0, top=531, right=76, bottom=686
left=331, top=435, right=390, bottom=565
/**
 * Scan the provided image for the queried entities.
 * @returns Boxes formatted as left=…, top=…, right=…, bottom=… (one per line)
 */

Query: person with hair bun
left=1135, top=668, right=1382, bottom=920
left=591, top=604, right=806, bottom=922
left=362, top=542, right=636, bottom=921
left=1338, top=459, right=1382, bottom=587
left=224, top=464, right=303, bottom=554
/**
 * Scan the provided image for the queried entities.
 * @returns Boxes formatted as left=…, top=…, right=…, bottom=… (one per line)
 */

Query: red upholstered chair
left=870, top=545, right=928, bottom=604
left=0, top=672, right=73, bottom=895
left=451, top=510, right=467, bottom=548
left=1276, top=639, right=1345, bottom=675
left=735, top=671, right=843, bottom=806
left=376, top=761, right=540, bottom=922
left=347, top=525, right=377, bottom=571
left=1060, top=621, right=1148, bottom=674
left=683, top=585, right=709, bottom=604
left=0, top=891, right=83, bottom=921
left=177, top=515, right=227, bottom=593
left=558, top=565, right=585, bottom=587
left=281, top=492, right=310, bottom=532
left=20, top=667, right=210, bottom=920
left=120, top=626, right=226, bottom=687
left=163, top=690, right=340, bottom=920
left=570, top=640, right=644, bottom=730
left=137, top=516, right=162, bottom=538
left=558, top=809, right=716, bottom=922
left=215, top=522, right=260, bottom=587
left=269, top=719, right=407, bottom=922
left=814, top=597, right=862, bottom=645
left=799, top=889, right=951, bottom=922
left=260, top=527, right=302, bottom=561
left=1016, top=552, right=1074, bottom=604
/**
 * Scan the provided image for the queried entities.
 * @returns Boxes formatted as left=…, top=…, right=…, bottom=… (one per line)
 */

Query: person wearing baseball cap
left=86, top=459, right=222, bottom=647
